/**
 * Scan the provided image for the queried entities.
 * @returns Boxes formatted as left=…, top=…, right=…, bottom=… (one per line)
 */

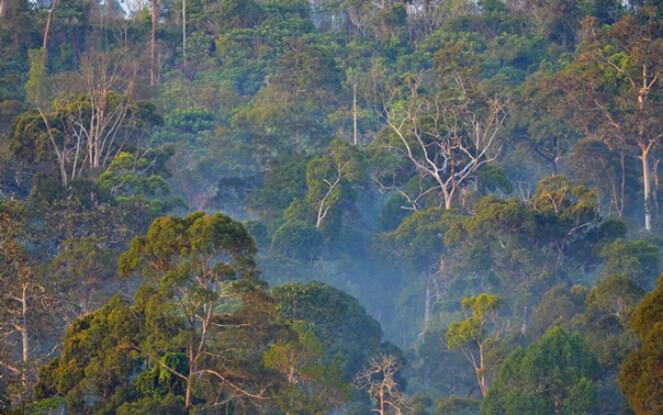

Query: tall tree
left=0, top=203, right=50, bottom=402
left=564, top=16, right=663, bottom=231
left=119, top=212, right=268, bottom=409
left=446, top=293, right=503, bottom=398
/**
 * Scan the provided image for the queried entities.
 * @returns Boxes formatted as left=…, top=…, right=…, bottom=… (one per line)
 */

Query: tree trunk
left=654, top=158, right=660, bottom=218
left=150, top=0, right=158, bottom=86
left=443, top=187, right=454, bottom=210
left=352, top=81, right=358, bottom=145
left=618, top=151, right=626, bottom=217
left=185, top=339, right=193, bottom=408
left=640, top=145, right=652, bottom=232
left=477, top=342, right=487, bottom=397
left=182, top=0, right=186, bottom=64
left=20, top=283, right=29, bottom=390
left=43, top=0, right=58, bottom=50
left=0, top=0, right=5, bottom=19
left=420, top=281, right=431, bottom=338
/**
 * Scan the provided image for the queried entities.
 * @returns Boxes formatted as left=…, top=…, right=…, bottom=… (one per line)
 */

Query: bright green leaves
left=446, top=293, right=503, bottom=397
left=446, top=293, right=502, bottom=351
left=34, top=295, right=144, bottom=414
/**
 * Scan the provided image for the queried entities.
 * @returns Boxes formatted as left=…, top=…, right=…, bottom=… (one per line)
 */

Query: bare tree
left=36, top=51, right=140, bottom=185
left=354, top=354, right=407, bottom=415
left=381, top=76, right=507, bottom=210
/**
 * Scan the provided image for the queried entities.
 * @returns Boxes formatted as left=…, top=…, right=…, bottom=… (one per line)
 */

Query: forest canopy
left=1, top=0, right=663, bottom=414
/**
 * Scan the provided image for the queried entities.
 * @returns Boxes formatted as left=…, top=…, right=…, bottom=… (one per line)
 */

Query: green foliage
left=600, top=239, right=660, bottom=289
left=619, top=275, right=663, bottom=415
left=270, top=219, right=323, bottom=261
left=446, top=293, right=502, bottom=351
left=481, top=327, right=599, bottom=415
left=271, top=281, right=387, bottom=378
left=25, top=48, right=48, bottom=107
left=436, top=396, right=480, bottom=415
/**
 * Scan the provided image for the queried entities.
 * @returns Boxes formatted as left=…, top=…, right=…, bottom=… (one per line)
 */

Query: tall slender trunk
left=477, top=342, right=487, bottom=397
left=0, top=0, right=5, bottom=19
left=352, top=81, right=358, bottom=145
left=150, top=0, right=158, bottom=86
left=43, top=0, right=58, bottom=50
left=640, top=145, right=652, bottom=232
left=182, top=0, right=186, bottom=64
left=654, top=158, right=660, bottom=218
left=618, top=151, right=626, bottom=217
left=20, top=283, right=29, bottom=390
left=420, top=282, right=431, bottom=337
left=185, top=339, right=193, bottom=408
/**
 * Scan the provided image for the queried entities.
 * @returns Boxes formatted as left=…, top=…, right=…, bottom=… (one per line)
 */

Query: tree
left=379, top=40, right=508, bottom=210
left=513, top=73, right=579, bottom=176
left=264, top=321, right=350, bottom=414
left=305, top=140, right=363, bottom=229
left=354, top=354, right=407, bottom=415
left=446, top=293, right=502, bottom=398
left=12, top=51, right=157, bottom=186
left=600, top=239, right=660, bottom=289
left=42, top=0, right=58, bottom=50
left=49, top=236, right=116, bottom=318
left=564, top=16, right=663, bottom=231
left=118, top=212, right=267, bottom=409
left=481, top=327, right=599, bottom=415
left=270, top=282, right=387, bottom=379
left=0, top=203, right=51, bottom=402
left=579, top=274, right=643, bottom=368
left=619, top=274, right=663, bottom=415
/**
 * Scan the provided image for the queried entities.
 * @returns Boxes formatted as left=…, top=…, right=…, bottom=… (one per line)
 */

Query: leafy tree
left=264, top=321, right=350, bottom=414
left=600, top=239, right=660, bottom=289
left=446, top=293, right=503, bottom=398
left=118, top=211, right=268, bottom=409
left=270, top=219, right=323, bottom=262
left=271, top=281, right=389, bottom=379
left=578, top=274, right=643, bottom=368
left=304, top=140, right=363, bottom=229
left=481, top=327, right=599, bottom=415
left=563, top=15, right=663, bottom=232
left=619, top=274, right=663, bottom=415
left=49, top=236, right=116, bottom=317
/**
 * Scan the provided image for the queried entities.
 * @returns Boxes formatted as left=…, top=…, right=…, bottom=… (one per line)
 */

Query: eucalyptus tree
left=118, top=212, right=271, bottom=409
left=563, top=15, right=663, bottom=231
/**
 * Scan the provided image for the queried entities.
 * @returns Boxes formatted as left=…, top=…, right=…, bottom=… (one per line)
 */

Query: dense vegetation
left=1, top=0, right=663, bottom=413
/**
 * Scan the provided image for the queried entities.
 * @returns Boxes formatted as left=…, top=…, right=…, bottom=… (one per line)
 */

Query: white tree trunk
left=352, top=82, right=358, bottom=145
left=641, top=147, right=652, bottom=232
